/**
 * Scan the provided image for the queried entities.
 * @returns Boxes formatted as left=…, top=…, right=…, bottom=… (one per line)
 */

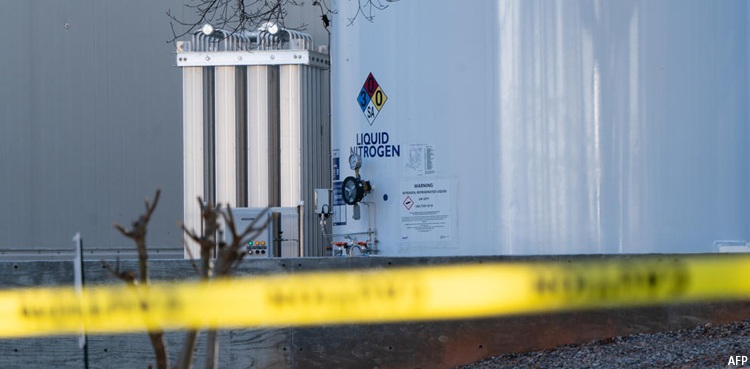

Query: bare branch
left=176, top=197, right=225, bottom=369
left=215, top=206, right=270, bottom=276
left=113, top=189, right=161, bottom=284
left=347, top=0, right=397, bottom=25
left=166, top=0, right=310, bottom=44
left=143, top=189, right=161, bottom=223
left=178, top=226, right=201, bottom=274
left=312, top=0, right=334, bottom=33
left=113, top=224, right=134, bottom=239
left=180, top=222, right=204, bottom=246
left=101, top=259, right=137, bottom=285
left=112, top=188, right=167, bottom=369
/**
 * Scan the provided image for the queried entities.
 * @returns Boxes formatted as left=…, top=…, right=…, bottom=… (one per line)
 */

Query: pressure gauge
left=342, top=176, right=365, bottom=205
left=349, top=154, right=362, bottom=170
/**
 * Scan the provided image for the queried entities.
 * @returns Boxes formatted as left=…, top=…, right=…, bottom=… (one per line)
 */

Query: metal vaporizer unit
left=178, top=25, right=331, bottom=258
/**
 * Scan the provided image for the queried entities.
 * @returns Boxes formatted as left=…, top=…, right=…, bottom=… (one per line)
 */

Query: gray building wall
left=0, top=1, right=329, bottom=255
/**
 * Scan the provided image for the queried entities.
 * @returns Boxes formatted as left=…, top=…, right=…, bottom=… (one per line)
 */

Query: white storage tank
left=329, top=0, right=750, bottom=255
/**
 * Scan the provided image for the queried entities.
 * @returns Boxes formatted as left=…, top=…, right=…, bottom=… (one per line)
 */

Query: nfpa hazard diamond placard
left=356, top=73, right=387, bottom=125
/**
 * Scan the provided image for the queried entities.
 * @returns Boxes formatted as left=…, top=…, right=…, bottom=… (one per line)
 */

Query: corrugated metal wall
left=0, top=1, right=329, bottom=256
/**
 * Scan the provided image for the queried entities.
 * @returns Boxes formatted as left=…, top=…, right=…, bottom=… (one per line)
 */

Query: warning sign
left=400, top=179, right=455, bottom=243
left=356, top=73, right=387, bottom=125
left=403, top=196, right=414, bottom=210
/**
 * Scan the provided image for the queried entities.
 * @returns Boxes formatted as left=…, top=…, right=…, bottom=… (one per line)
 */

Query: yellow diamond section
left=372, top=86, right=388, bottom=111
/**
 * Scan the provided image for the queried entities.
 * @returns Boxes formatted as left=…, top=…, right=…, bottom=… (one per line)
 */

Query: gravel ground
left=458, top=319, right=750, bottom=369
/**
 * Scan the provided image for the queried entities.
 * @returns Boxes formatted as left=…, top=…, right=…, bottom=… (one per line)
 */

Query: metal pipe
left=192, top=25, right=258, bottom=52
left=297, top=201, right=305, bottom=257
left=362, top=201, right=377, bottom=253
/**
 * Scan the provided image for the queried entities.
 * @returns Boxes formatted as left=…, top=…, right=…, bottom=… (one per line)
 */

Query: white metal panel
left=300, top=66, right=312, bottom=255
left=177, top=49, right=330, bottom=69
left=316, top=68, right=332, bottom=256
left=214, top=66, right=238, bottom=207
left=278, top=65, right=331, bottom=256
left=321, top=69, right=332, bottom=191
left=183, top=67, right=204, bottom=258
left=308, top=67, right=332, bottom=256
left=280, top=65, right=302, bottom=208
left=247, top=66, right=273, bottom=207
left=330, top=0, right=750, bottom=256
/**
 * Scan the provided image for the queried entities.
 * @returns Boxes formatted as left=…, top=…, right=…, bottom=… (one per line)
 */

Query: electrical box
left=229, top=207, right=302, bottom=257
left=229, top=208, right=274, bottom=257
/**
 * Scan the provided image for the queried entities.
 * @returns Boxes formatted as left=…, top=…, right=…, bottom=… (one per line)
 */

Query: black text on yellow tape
left=1, top=255, right=750, bottom=338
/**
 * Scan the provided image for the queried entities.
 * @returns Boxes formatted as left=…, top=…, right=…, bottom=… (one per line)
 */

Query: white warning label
left=404, top=144, right=436, bottom=177
left=400, top=179, right=454, bottom=243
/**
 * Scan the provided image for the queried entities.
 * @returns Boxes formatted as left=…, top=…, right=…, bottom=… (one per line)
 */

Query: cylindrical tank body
left=330, top=0, right=749, bottom=255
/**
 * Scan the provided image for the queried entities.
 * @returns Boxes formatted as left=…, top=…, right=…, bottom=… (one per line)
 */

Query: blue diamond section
left=357, top=87, right=370, bottom=112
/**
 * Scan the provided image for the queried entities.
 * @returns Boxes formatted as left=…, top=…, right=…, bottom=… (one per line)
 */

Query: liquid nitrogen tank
left=328, top=0, right=749, bottom=256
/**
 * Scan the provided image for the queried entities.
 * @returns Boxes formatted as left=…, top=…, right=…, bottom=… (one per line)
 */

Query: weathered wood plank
left=0, top=261, right=74, bottom=288
left=0, top=337, right=82, bottom=369
left=228, top=329, right=291, bottom=369
left=84, top=330, right=233, bottom=369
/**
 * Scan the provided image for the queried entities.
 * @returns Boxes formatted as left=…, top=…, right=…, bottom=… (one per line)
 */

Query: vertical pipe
left=203, top=66, right=217, bottom=260
left=215, top=66, right=238, bottom=207
left=311, top=68, right=322, bottom=256
left=280, top=65, right=302, bottom=256
left=203, top=68, right=216, bottom=208
left=321, top=68, right=332, bottom=252
left=235, top=67, right=248, bottom=207
left=246, top=65, right=268, bottom=207
left=300, top=66, right=310, bottom=256
left=247, top=65, right=281, bottom=207
left=268, top=66, right=281, bottom=209
left=279, top=65, right=301, bottom=208
left=298, top=203, right=304, bottom=257
left=308, top=68, right=316, bottom=257
left=305, top=66, right=318, bottom=256
left=321, top=68, right=331, bottom=253
left=248, top=65, right=282, bottom=257
left=183, top=67, right=205, bottom=258
left=269, top=67, right=282, bottom=257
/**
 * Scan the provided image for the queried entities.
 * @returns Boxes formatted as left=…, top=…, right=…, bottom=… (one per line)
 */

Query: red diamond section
left=403, top=196, right=414, bottom=211
left=364, top=73, right=379, bottom=96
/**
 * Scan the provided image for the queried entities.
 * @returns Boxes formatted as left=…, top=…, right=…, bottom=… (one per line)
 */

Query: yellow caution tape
left=2, top=254, right=750, bottom=338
